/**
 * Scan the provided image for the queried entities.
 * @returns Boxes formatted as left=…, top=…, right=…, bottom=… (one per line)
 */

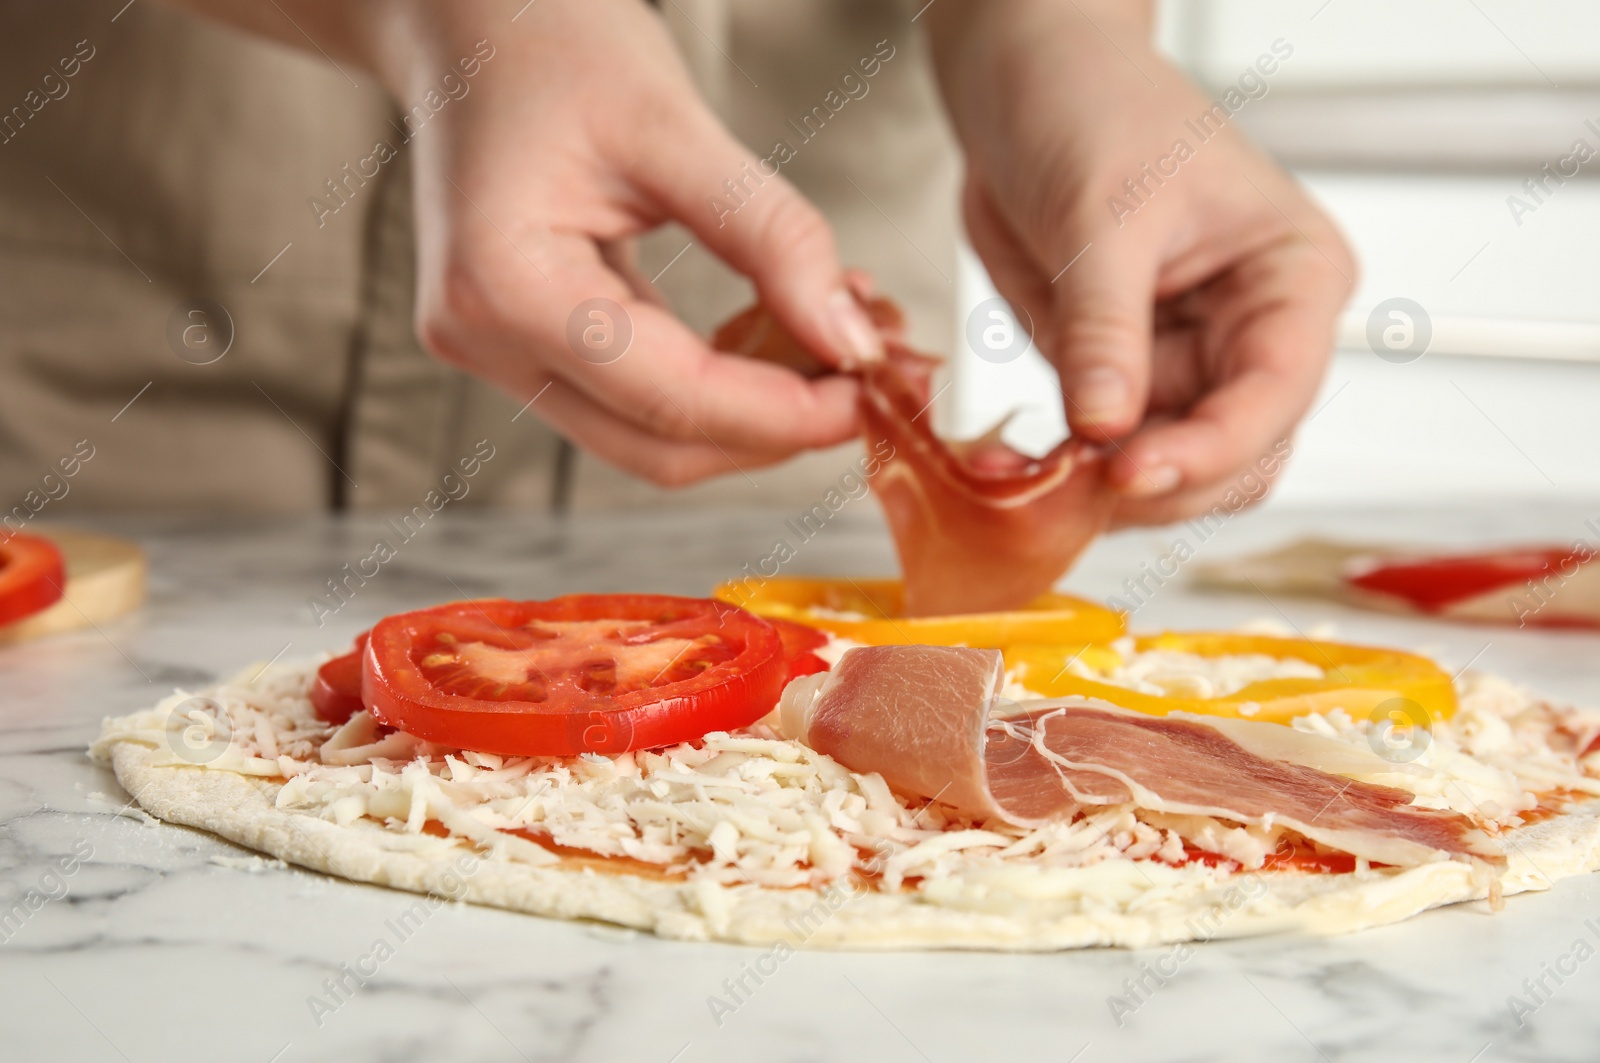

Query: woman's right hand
left=178, top=0, right=882, bottom=485
left=383, top=0, right=889, bottom=484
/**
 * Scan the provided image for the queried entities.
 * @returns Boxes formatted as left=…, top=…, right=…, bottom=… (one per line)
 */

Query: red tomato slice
left=0, top=533, right=66, bottom=628
left=769, top=616, right=830, bottom=682
left=1347, top=546, right=1591, bottom=612
left=361, top=596, right=787, bottom=756
left=311, top=632, right=369, bottom=724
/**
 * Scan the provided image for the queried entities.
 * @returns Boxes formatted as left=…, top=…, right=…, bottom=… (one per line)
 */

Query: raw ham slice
left=779, top=644, right=1021, bottom=822
left=1022, top=707, right=1504, bottom=869
left=860, top=345, right=1117, bottom=616
left=779, top=645, right=1505, bottom=869
left=713, top=293, right=1117, bottom=617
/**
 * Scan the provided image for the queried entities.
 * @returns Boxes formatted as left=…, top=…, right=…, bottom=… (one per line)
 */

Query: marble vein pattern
left=3, top=505, right=1600, bottom=1061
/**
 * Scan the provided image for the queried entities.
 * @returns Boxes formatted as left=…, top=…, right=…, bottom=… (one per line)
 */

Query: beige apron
left=0, top=0, right=957, bottom=516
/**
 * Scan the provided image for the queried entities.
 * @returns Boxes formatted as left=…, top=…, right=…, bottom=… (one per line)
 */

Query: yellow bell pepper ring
left=1004, top=631, right=1457, bottom=725
left=710, top=576, right=1125, bottom=648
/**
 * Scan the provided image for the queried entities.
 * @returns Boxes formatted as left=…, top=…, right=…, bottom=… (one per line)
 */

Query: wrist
left=1066, top=0, right=1156, bottom=35
left=928, top=0, right=1158, bottom=140
left=928, top=0, right=1153, bottom=41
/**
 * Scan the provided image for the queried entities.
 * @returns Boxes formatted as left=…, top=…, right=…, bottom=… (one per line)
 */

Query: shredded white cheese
left=93, top=661, right=1168, bottom=890
left=92, top=637, right=1600, bottom=886
left=1286, top=672, right=1600, bottom=828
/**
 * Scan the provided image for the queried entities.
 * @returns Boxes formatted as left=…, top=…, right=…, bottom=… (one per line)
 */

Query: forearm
left=927, top=0, right=1156, bottom=131
left=927, top=0, right=1153, bottom=42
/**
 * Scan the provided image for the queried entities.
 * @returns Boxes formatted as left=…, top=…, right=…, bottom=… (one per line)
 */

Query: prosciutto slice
left=780, top=645, right=1505, bottom=870
left=713, top=294, right=1117, bottom=616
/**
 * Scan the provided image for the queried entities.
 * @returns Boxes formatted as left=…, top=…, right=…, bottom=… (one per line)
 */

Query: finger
left=625, top=113, right=884, bottom=369
left=598, top=238, right=668, bottom=309
left=1106, top=366, right=1305, bottom=500
left=1107, top=453, right=1289, bottom=529
left=1044, top=224, right=1160, bottom=441
left=1144, top=322, right=1205, bottom=413
left=426, top=223, right=864, bottom=454
left=843, top=269, right=878, bottom=300
left=562, top=296, right=865, bottom=451
left=521, top=377, right=801, bottom=488
left=1107, top=242, right=1346, bottom=498
left=962, top=179, right=1056, bottom=355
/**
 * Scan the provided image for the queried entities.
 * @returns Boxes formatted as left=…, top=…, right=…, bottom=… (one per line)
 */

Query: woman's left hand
left=929, top=0, right=1356, bottom=525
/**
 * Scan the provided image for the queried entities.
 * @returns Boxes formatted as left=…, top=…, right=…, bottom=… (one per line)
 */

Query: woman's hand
left=399, top=0, right=896, bottom=485
left=172, top=0, right=883, bottom=486
left=929, top=0, right=1356, bottom=525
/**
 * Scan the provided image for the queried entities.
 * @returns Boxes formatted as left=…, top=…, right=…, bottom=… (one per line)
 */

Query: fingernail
left=1125, top=465, right=1182, bottom=497
left=1071, top=367, right=1129, bottom=425
left=828, top=288, right=884, bottom=366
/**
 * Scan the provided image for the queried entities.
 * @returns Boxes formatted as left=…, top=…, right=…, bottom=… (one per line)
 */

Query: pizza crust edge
left=107, top=742, right=1600, bottom=952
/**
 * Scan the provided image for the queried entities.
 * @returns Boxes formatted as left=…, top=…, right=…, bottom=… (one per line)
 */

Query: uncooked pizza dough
left=92, top=647, right=1600, bottom=951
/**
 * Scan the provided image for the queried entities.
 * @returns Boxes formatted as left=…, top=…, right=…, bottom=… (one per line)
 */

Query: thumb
left=628, top=118, right=883, bottom=368
left=1047, top=236, right=1157, bottom=441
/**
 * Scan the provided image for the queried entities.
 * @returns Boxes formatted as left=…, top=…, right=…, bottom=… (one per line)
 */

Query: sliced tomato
left=1346, top=546, right=1592, bottom=612
left=0, top=533, right=66, bottom=628
left=769, top=616, right=829, bottom=681
left=311, top=632, right=369, bottom=724
left=361, top=596, right=787, bottom=756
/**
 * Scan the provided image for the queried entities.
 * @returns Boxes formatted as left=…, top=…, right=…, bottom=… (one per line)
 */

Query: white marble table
left=4, top=503, right=1600, bottom=1063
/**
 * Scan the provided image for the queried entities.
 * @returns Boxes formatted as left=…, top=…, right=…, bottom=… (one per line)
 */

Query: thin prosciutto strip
left=714, top=293, right=1116, bottom=617
left=780, top=645, right=1505, bottom=869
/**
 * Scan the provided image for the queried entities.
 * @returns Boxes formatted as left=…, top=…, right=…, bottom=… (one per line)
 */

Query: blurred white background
left=950, top=0, right=1600, bottom=506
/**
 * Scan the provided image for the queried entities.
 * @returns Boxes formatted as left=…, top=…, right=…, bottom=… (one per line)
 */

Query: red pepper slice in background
left=1346, top=546, right=1593, bottom=612
left=0, top=533, right=66, bottom=628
